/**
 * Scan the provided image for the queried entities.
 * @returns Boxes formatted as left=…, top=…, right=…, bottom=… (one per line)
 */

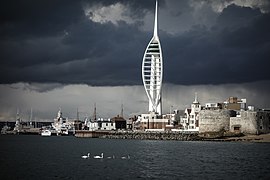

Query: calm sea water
left=0, top=135, right=269, bottom=180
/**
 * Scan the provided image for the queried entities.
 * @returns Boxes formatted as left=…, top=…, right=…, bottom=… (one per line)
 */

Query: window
left=234, top=127, right=240, bottom=131
left=106, top=123, right=108, bottom=126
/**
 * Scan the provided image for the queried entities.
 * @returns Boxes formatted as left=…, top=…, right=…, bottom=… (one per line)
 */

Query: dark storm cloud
left=0, top=0, right=83, bottom=38
left=0, top=19, right=148, bottom=85
left=0, top=0, right=154, bottom=85
left=164, top=4, right=270, bottom=85
left=0, top=1, right=269, bottom=86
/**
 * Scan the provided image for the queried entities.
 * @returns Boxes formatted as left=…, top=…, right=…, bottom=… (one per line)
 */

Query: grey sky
left=1, top=81, right=269, bottom=121
left=0, top=0, right=269, bottom=121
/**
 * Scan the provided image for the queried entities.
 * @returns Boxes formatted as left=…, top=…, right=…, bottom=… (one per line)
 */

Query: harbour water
left=0, top=135, right=269, bottom=180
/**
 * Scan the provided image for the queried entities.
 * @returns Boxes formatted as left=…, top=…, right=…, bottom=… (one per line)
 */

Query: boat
left=52, top=108, right=74, bottom=136
left=41, top=129, right=51, bottom=137
left=1, top=125, right=10, bottom=135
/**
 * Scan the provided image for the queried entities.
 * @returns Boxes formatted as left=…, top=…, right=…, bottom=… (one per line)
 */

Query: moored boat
left=41, top=129, right=51, bottom=137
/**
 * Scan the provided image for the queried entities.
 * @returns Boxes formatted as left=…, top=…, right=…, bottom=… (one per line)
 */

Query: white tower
left=142, top=1, right=163, bottom=115
left=142, top=0, right=163, bottom=115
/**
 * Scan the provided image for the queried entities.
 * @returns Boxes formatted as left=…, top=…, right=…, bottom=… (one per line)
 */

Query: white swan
left=81, top=153, right=90, bottom=159
left=107, top=155, right=115, bottom=159
left=121, top=155, right=130, bottom=159
left=93, top=153, right=104, bottom=159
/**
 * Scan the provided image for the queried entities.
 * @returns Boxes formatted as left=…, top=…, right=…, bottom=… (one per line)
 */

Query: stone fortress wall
left=199, top=109, right=270, bottom=135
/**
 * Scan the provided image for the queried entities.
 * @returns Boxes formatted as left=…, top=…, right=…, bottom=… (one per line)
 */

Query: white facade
left=205, top=103, right=219, bottom=108
left=87, top=121, right=99, bottom=131
left=142, top=1, right=163, bottom=115
left=99, top=121, right=115, bottom=131
left=136, top=112, right=169, bottom=130
left=87, top=120, right=115, bottom=131
left=181, top=94, right=201, bottom=131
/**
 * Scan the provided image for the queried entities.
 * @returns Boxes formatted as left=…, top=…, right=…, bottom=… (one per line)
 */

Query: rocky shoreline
left=100, top=131, right=270, bottom=142
left=100, top=131, right=201, bottom=141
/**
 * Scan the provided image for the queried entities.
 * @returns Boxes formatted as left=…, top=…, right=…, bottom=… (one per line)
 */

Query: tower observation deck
left=142, top=1, right=163, bottom=115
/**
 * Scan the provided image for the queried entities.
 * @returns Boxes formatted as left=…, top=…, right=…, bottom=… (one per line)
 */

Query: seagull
left=81, top=153, right=90, bottom=159
left=121, top=155, right=130, bottom=159
left=93, top=153, right=104, bottom=159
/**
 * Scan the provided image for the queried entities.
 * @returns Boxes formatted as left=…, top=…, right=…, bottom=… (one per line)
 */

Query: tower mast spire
left=142, top=0, right=163, bottom=115
left=154, top=0, right=158, bottom=38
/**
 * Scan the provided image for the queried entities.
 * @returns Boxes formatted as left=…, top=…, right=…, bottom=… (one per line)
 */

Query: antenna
left=30, top=108, right=32, bottom=122
left=121, top=103, right=124, bottom=118
left=154, top=0, right=158, bottom=37
left=93, top=103, right=97, bottom=121
left=76, top=107, right=79, bottom=120
left=30, top=108, right=33, bottom=126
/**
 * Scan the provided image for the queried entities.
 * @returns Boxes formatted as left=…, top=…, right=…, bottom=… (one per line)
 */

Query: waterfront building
left=98, top=119, right=115, bottom=131
left=142, top=0, right=163, bottom=115
left=199, top=96, right=270, bottom=135
left=137, top=112, right=169, bottom=131
left=111, top=115, right=127, bottom=130
left=86, top=118, right=116, bottom=131
left=181, top=93, right=201, bottom=131
left=126, top=117, right=134, bottom=130
left=223, top=97, right=247, bottom=110
left=86, top=115, right=127, bottom=131
left=205, top=103, right=222, bottom=110
left=230, top=109, right=270, bottom=134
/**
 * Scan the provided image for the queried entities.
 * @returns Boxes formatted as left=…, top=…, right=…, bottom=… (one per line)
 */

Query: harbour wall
left=75, top=130, right=110, bottom=138
left=99, top=131, right=201, bottom=141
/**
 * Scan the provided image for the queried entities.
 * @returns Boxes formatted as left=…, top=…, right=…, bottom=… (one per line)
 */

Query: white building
left=86, top=118, right=116, bottom=131
left=142, top=0, right=163, bottom=115
left=205, top=103, right=220, bottom=109
left=136, top=112, right=169, bottom=131
left=181, top=93, right=201, bottom=131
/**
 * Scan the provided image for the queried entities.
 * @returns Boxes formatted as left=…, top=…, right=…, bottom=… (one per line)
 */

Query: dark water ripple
left=0, top=135, right=269, bottom=180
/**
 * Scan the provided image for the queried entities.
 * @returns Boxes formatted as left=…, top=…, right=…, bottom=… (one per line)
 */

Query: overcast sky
left=0, top=0, right=270, bottom=121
